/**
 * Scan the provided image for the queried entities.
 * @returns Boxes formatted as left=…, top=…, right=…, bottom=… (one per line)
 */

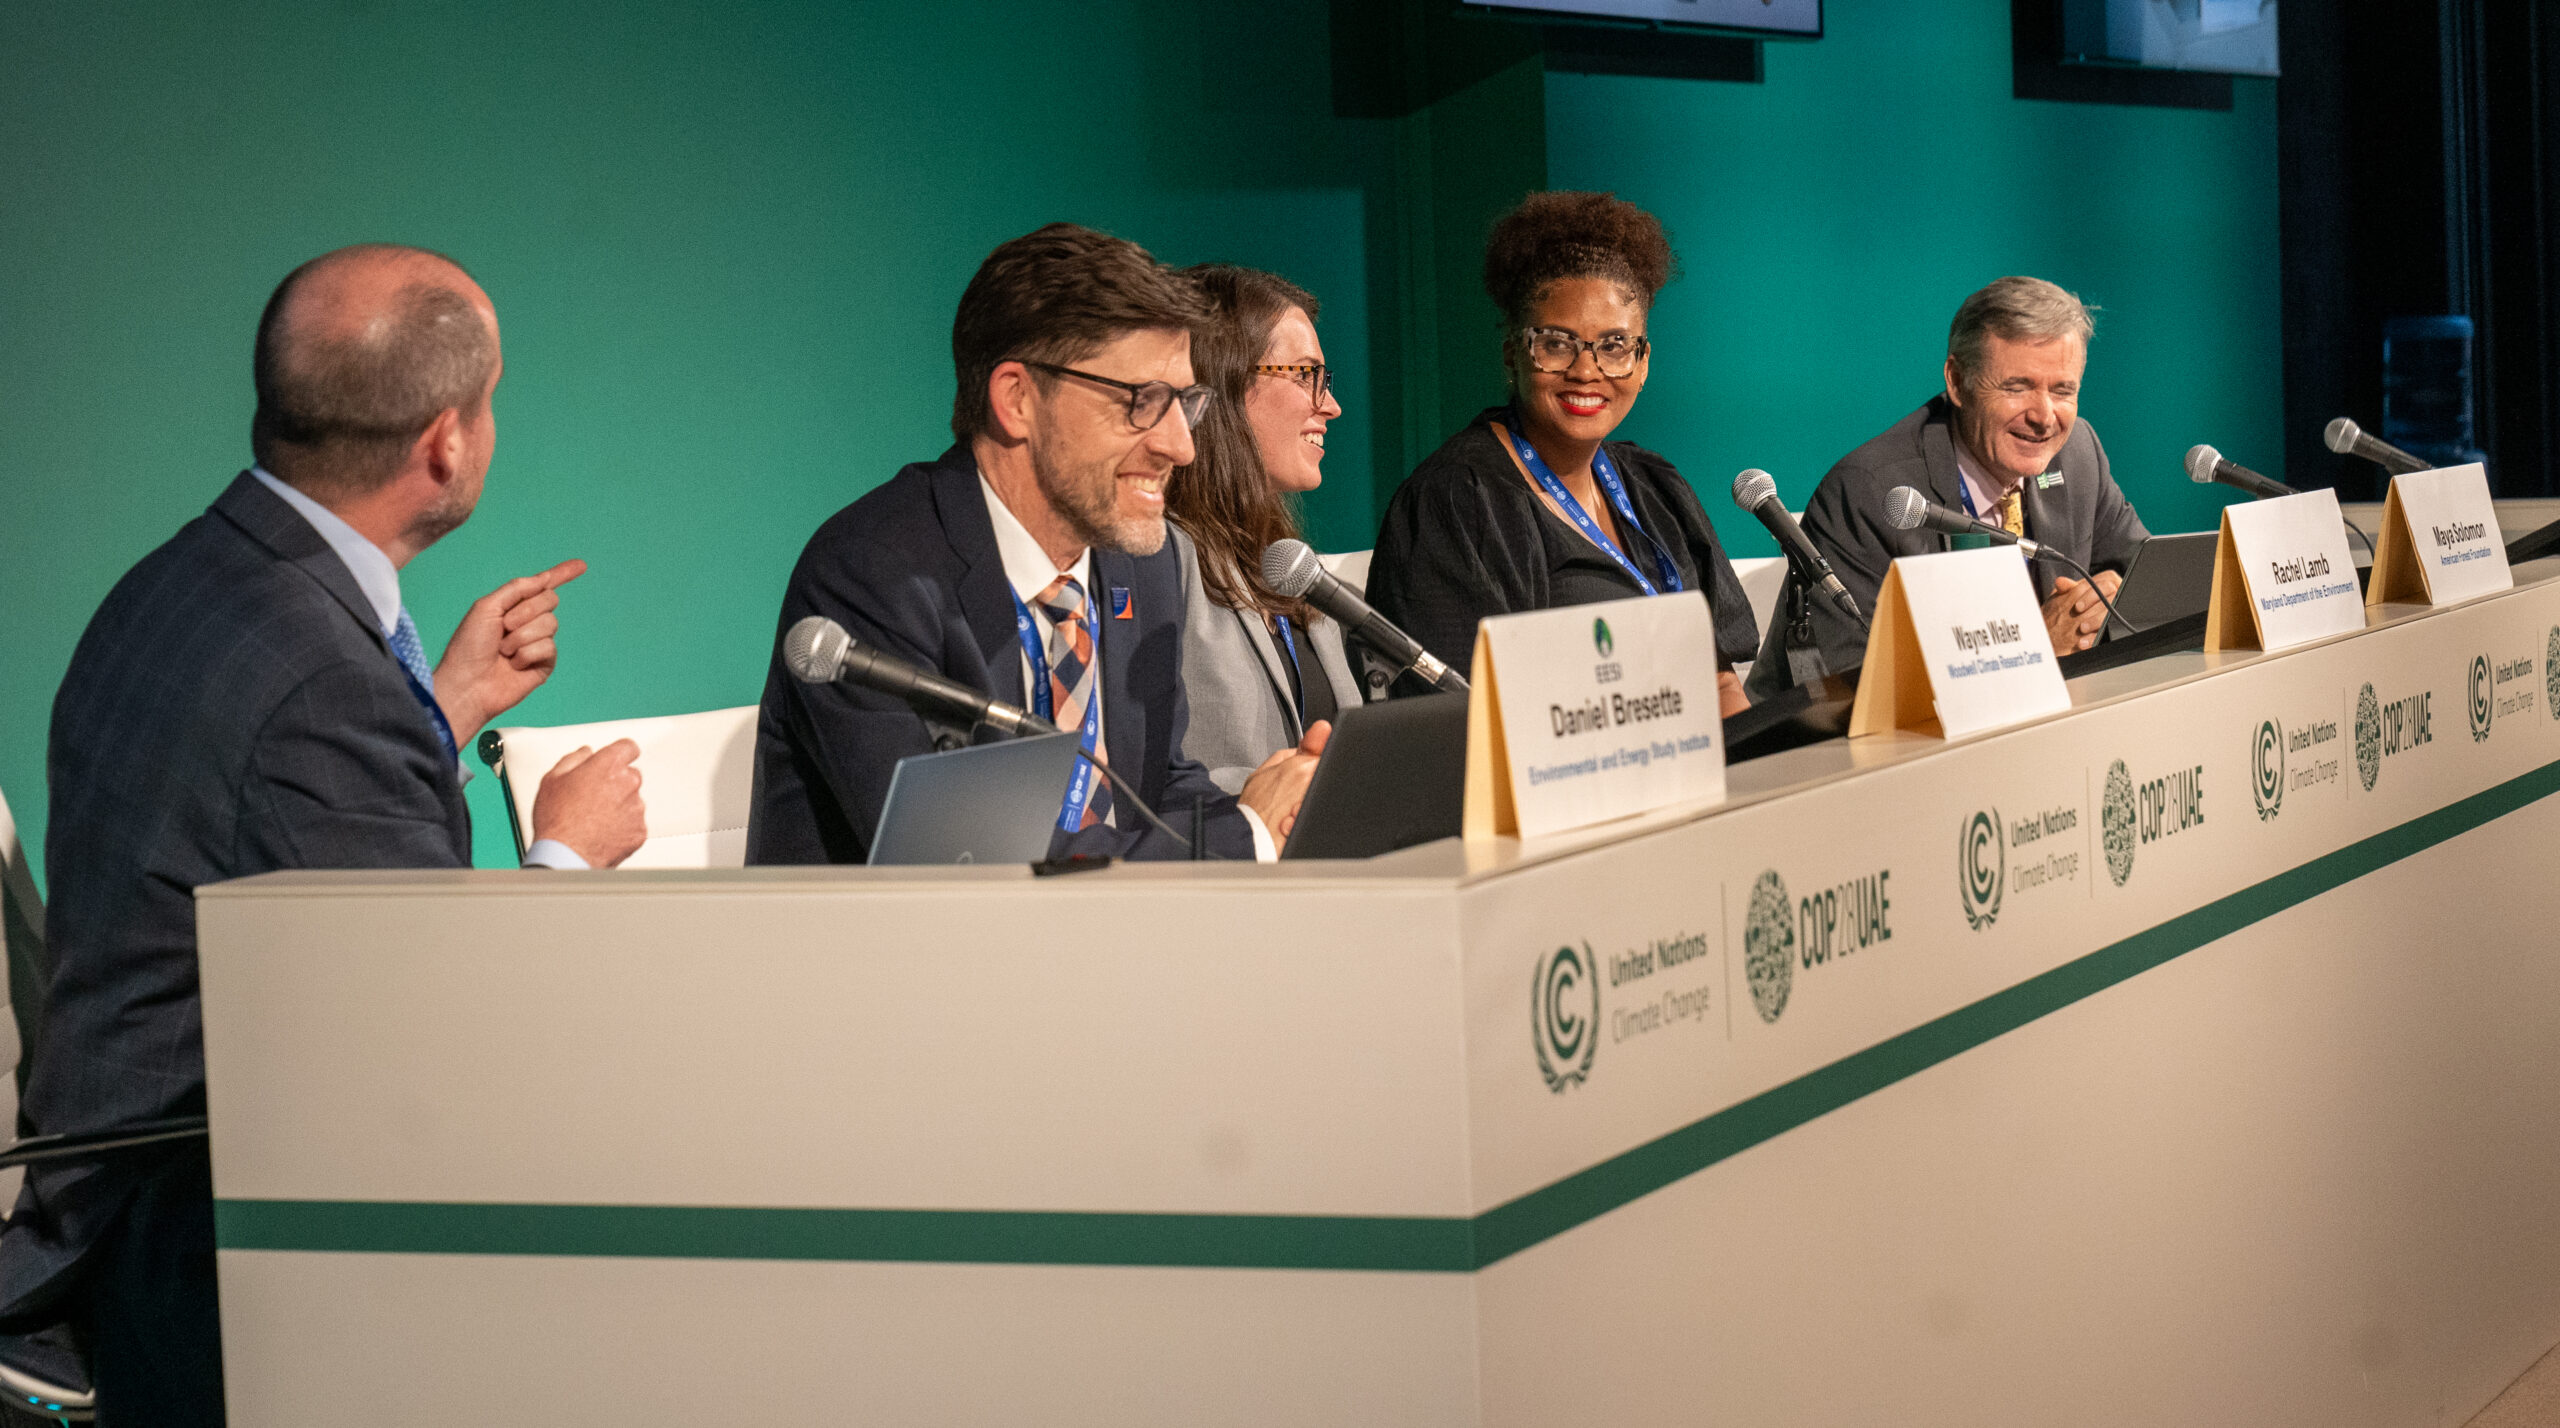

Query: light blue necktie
left=388, top=607, right=459, bottom=764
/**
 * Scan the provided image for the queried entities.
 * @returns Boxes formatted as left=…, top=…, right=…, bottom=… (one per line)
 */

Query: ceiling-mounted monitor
left=2061, top=0, right=2277, bottom=77
left=1460, top=0, right=1821, bottom=40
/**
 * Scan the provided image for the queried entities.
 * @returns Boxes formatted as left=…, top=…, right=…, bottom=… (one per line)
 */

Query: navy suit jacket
left=0, top=472, right=468, bottom=1314
left=747, top=446, right=1253, bottom=864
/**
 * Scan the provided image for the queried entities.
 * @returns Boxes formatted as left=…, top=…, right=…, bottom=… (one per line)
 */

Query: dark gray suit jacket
left=0, top=472, right=468, bottom=1317
left=1746, top=396, right=2149, bottom=699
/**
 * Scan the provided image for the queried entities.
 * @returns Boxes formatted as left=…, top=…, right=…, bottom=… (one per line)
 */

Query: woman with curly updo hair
left=1366, top=190, right=1757, bottom=712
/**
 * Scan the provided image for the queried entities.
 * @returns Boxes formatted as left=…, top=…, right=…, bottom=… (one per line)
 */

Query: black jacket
left=4, top=471, right=469, bottom=1316
left=1746, top=396, right=2151, bottom=699
left=1367, top=409, right=1761, bottom=683
left=747, top=446, right=1252, bottom=864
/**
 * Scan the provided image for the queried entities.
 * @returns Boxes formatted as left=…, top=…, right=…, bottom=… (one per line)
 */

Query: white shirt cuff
left=522, top=838, right=590, bottom=871
left=1237, top=806, right=1279, bottom=863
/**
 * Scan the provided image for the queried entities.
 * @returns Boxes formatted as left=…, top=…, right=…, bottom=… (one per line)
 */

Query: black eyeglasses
left=1254, top=363, right=1334, bottom=405
left=1521, top=328, right=1649, bottom=378
left=1016, top=361, right=1212, bottom=432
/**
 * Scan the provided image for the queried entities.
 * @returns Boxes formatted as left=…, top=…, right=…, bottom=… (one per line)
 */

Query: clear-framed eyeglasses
left=1016, top=360, right=1213, bottom=431
left=1253, top=362, right=1334, bottom=405
left=1520, top=328, right=1649, bottom=379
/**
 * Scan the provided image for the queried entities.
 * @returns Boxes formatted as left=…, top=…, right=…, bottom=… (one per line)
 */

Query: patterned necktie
left=1996, top=489, right=2026, bottom=538
left=1033, top=574, right=1111, bottom=829
left=388, top=607, right=459, bottom=764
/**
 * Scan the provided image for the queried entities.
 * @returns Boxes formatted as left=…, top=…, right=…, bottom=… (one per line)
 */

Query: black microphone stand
left=1778, top=574, right=1832, bottom=691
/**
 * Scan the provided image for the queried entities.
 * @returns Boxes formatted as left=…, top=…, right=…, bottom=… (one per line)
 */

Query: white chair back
left=482, top=706, right=758, bottom=869
left=1320, top=548, right=1372, bottom=597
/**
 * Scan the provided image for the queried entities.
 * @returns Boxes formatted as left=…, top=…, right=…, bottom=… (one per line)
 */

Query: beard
left=1030, top=424, right=1166, bottom=556
left=406, top=468, right=482, bottom=549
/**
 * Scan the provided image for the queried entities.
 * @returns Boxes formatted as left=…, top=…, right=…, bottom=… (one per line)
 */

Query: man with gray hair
left=1746, top=275, right=2150, bottom=698
left=0, top=244, right=647, bottom=1424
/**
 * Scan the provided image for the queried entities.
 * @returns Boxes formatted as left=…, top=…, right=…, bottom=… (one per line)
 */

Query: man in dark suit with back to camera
left=1747, top=276, right=2150, bottom=698
left=0, top=244, right=648, bottom=1425
left=749, top=223, right=1323, bottom=864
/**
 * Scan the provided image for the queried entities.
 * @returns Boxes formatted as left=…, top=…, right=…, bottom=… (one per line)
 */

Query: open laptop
left=2103, top=531, right=2220, bottom=637
left=1282, top=693, right=1469, bottom=860
left=868, top=732, right=1082, bottom=866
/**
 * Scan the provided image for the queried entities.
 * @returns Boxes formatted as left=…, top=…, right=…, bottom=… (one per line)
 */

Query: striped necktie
left=388, top=607, right=459, bottom=764
left=1034, top=574, right=1111, bottom=829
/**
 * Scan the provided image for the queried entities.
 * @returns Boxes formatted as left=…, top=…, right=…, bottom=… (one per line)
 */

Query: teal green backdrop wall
left=0, top=0, right=2278, bottom=882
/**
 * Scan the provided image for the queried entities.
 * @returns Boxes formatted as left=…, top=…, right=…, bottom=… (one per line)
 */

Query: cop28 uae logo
left=2252, top=718, right=2285, bottom=821
left=2469, top=654, right=2494, bottom=742
left=1593, top=617, right=1614, bottom=659
left=1957, top=809, right=2003, bottom=930
left=2100, top=760, right=2136, bottom=887
left=1741, top=870, right=1794, bottom=1023
left=2355, top=682, right=2383, bottom=791
left=1532, top=942, right=1598, bottom=1093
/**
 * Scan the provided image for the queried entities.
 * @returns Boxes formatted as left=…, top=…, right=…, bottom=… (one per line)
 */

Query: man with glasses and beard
left=747, top=223, right=1321, bottom=864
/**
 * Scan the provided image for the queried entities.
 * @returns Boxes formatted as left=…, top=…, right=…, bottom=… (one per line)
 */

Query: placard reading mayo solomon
left=2366, top=463, right=2513, bottom=609
left=1849, top=544, right=2072, bottom=740
left=1464, top=592, right=1727, bottom=841
left=2204, top=487, right=2367, bottom=653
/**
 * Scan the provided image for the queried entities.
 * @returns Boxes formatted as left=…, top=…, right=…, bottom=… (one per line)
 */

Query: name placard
left=1849, top=545, right=2070, bottom=740
left=2203, top=489, right=2365, bottom=653
left=2366, top=463, right=2511, bottom=608
left=1463, top=593, right=1727, bottom=840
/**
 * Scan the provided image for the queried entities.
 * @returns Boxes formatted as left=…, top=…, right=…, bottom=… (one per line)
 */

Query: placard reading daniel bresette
left=1482, top=592, right=1727, bottom=839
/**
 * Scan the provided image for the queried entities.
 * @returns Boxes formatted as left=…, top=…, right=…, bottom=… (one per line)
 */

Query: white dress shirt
left=250, top=467, right=587, bottom=870
left=978, top=477, right=1275, bottom=861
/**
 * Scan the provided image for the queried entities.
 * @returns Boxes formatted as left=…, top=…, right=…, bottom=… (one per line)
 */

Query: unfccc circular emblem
left=1532, top=942, right=1598, bottom=1093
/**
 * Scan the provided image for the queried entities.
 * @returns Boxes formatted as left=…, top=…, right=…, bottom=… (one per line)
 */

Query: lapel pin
left=1110, top=586, right=1134, bottom=620
left=2036, top=471, right=2064, bottom=489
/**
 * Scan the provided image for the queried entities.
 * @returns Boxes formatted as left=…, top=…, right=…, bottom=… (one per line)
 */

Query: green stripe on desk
left=218, top=756, right=2560, bottom=1273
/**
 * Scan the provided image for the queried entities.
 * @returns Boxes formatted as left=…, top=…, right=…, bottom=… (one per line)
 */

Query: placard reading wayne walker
left=1480, top=592, right=1727, bottom=839
left=1891, top=544, right=2072, bottom=739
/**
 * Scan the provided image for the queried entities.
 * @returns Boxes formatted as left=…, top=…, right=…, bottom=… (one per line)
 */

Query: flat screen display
left=2061, top=0, right=2277, bottom=77
left=1462, top=0, right=1821, bottom=39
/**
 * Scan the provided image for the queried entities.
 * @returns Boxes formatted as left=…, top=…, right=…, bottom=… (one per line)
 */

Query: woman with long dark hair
left=1166, top=265, right=1363, bottom=797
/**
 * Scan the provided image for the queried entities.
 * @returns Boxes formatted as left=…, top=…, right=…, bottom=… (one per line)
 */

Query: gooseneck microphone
left=1884, top=485, right=2124, bottom=640
left=1882, top=485, right=2051, bottom=559
left=2323, top=417, right=2428, bottom=476
left=785, top=615, right=1205, bottom=855
left=1732, top=469, right=1863, bottom=625
left=1261, top=539, right=1469, bottom=695
left=2185, top=443, right=2297, bottom=500
left=785, top=616, right=1054, bottom=735
left=2186, top=443, right=2374, bottom=554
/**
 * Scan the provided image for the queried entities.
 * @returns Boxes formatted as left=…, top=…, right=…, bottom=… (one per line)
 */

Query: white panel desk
left=199, top=563, right=2560, bottom=1426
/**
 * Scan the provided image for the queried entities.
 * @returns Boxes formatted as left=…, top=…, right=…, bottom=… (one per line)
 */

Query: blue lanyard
left=1011, top=591, right=1104, bottom=832
left=1500, top=412, right=1683, bottom=596
left=1272, top=614, right=1305, bottom=722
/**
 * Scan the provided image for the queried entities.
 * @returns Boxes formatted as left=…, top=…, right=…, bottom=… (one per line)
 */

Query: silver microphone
left=1884, top=486, right=2050, bottom=559
left=1732, top=469, right=1861, bottom=624
left=2323, top=417, right=2428, bottom=476
left=2185, top=443, right=2296, bottom=500
left=1261, top=540, right=1468, bottom=695
left=785, top=615, right=1053, bottom=736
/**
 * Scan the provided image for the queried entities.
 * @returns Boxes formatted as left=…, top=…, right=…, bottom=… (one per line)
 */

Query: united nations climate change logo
left=1532, top=942, right=1599, bottom=1093
left=2547, top=628, right=2560, bottom=720
left=1957, top=809, right=2003, bottom=931
left=1593, top=618, right=1614, bottom=659
left=1742, top=870, right=1794, bottom=1023
left=2469, top=654, right=2494, bottom=743
left=2252, top=718, right=2285, bottom=821
left=2100, top=759, right=2136, bottom=887
left=2355, top=682, right=2383, bottom=791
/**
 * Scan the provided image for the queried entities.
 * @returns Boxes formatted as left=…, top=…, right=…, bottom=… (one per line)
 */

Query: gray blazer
left=1746, top=395, right=2149, bottom=698
left=1170, top=525, right=1366, bottom=793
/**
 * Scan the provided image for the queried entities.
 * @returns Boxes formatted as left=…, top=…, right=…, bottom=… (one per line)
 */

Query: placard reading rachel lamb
left=1888, top=545, right=2071, bottom=738
left=1480, top=593, right=1726, bottom=839
left=2216, top=488, right=2365, bottom=651
left=2371, top=463, right=2511, bottom=607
